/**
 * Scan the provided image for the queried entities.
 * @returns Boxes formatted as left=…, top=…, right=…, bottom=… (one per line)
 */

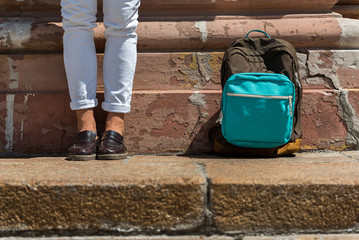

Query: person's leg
left=61, top=0, right=98, bottom=160
left=62, top=0, right=98, bottom=113
left=97, top=0, right=140, bottom=160
left=105, top=112, right=125, bottom=134
left=101, top=0, right=139, bottom=115
left=76, top=109, right=97, bottom=133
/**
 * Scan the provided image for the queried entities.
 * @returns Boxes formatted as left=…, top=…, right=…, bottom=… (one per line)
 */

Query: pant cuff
left=70, top=99, right=98, bottom=110
left=101, top=102, right=131, bottom=113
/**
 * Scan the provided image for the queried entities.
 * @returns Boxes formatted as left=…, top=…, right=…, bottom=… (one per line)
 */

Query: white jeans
left=61, top=0, right=140, bottom=113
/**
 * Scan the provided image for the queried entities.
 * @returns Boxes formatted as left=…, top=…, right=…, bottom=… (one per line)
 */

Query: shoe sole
left=96, top=152, right=128, bottom=160
left=67, top=154, right=96, bottom=161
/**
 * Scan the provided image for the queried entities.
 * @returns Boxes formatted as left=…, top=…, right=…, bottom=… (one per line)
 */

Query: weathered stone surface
left=0, top=159, right=206, bottom=232
left=134, top=52, right=222, bottom=91
left=244, top=235, right=359, bottom=240
left=0, top=237, right=233, bottom=240
left=341, top=90, right=359, bottom=147
left=125, top=91, right=220, bottom=154
left=0, top=91, right=221, bottom=154
left=207, top=161, right=359, bottom=233
left=305, top=50, right=359, bottom=89
left=1, top=89, right=358, bottom=154
left=130, top=151, right=355, bottom=164
left=0, top=54, right=68, bottom=93
left=333, top=4, right=359, bottom=19
left=0, top=93, right=76, bottom=154
left=1, top=50, right=359, bottom=94
left=3, top=16, right=358, bottom=53
left=0, top=0, right=339, bottom=17
left=1, top=50, right=359, bottom=154
left=0, top=153, right=359, bottom=234
left=0, top=53, right=222, bottom=93
left=334, top=0, right=359, bottom=19
left=338, top=0, right=359, bottom=3
left=301, top=90, right=349, bottom=150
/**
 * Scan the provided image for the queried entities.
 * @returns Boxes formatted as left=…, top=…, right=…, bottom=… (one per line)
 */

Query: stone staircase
left=1, top=0, right=359, bottom=155
left=2, top=0, right=359, bottom=239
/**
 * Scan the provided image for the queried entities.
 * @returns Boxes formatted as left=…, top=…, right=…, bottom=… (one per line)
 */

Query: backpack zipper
left=216, top=111, right=224, bottom=124
left=226, top=93, right=293, bottom=116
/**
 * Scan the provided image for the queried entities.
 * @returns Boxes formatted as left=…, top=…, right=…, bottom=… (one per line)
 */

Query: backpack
left=210, top=30, right=303, bottom=157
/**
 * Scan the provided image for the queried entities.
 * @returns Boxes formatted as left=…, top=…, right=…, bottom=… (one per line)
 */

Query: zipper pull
left=289, top=96, right=293, bottom=116
left=216, top=111, right=223, bottom=124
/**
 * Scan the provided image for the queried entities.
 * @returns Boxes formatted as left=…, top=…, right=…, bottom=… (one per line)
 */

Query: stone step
left=2, top=50, right=359, bottom=93
left=0, top=89, right=355, bottom=154
left=0, top=0, right=339, bottom=17
left=334, top=0, right=359, bottom=19
left=0, top=237, right=233, bottom=240
left=1, top=50, right=359, bottom=154
left=2, top=152, right=359, bottom=236
left=243, top=236, right=359, bottom=240
left=338, top=0, right=359, bottom=3
left=1, top=15, right=359, bottom=53
left=0, top=89, right=357, bottom=154
left=334, top=5, right=359, bottom=19
left=4, top=236, right=359, bottom=240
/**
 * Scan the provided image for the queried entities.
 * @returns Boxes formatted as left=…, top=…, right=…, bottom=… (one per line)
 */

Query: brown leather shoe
left=97, top=130, right=128, bottom=160
left=68, top=130, right=98, bottom=161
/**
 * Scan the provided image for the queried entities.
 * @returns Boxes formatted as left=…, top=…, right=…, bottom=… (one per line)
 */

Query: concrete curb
left=2, top=152, right=359, bottom=236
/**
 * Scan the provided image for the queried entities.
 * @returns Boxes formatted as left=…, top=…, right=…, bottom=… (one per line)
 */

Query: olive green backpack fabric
left=211, top=30, right=303, bottom=157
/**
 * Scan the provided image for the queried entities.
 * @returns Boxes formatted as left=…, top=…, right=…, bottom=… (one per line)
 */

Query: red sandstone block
left=348, top=91, right=359, bottom=111
left=126, top=52, right=222, bottom=91
left=126, top=91, right=221, bottom=153
left=0, top=17, right=347, bottom=53
left=301, top=90, right=349, bottom=150
left=306, top=51, right=359, bottom=90
left=333, top=4, right=359, bottom=19
left=0, top=90, right=355, bottom=154
left=0, top=55, right=68, bottom=93
left=0, top=53, right=222, bottom=93
left=3, top=50, right=359, bottom=95
left=0, top=93, right=76, bottom=154
left=0, top=0, right=340, bottom=17
left=3, top=51, right=359, bottom=94
left=0, top=91, right=221, bottom=154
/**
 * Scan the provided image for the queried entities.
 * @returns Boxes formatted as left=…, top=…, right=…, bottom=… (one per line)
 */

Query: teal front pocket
left=221, top=73, right=296, bottom=148
left=222, top=93, right=293, bottom=148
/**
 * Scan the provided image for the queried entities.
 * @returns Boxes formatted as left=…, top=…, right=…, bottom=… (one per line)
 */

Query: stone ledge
left=243, top=235, right=359, bottom=240
left=333, top=4, right=359, bottom=19
left=0, top=160, right=206, bottom=233
left=0, top=53, right=223, bottom=93
left=0, top=238, right=234, bottom=240
left=2, top=152, right=359, bottom=235
left=3, top=235, right=359, bottom=239
left=338, top=0, right=359, bottom=4
left=206, top=155, right=359, bottom=233
left=2, top=16, right=359, bottom=53
left=0, top=89, right=358, bottom=154
left=0, top=0, right=339, bottom=17
left=1, top=50, right=359, bottom=93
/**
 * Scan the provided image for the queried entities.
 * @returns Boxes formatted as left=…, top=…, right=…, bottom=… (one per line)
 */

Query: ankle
left=105, top=112, right=125, bottom=135
left=76, top=109, right=97, bottom=133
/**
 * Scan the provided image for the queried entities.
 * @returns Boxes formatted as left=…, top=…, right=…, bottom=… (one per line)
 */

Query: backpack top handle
left=245, top=30, right=271, bottom=39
